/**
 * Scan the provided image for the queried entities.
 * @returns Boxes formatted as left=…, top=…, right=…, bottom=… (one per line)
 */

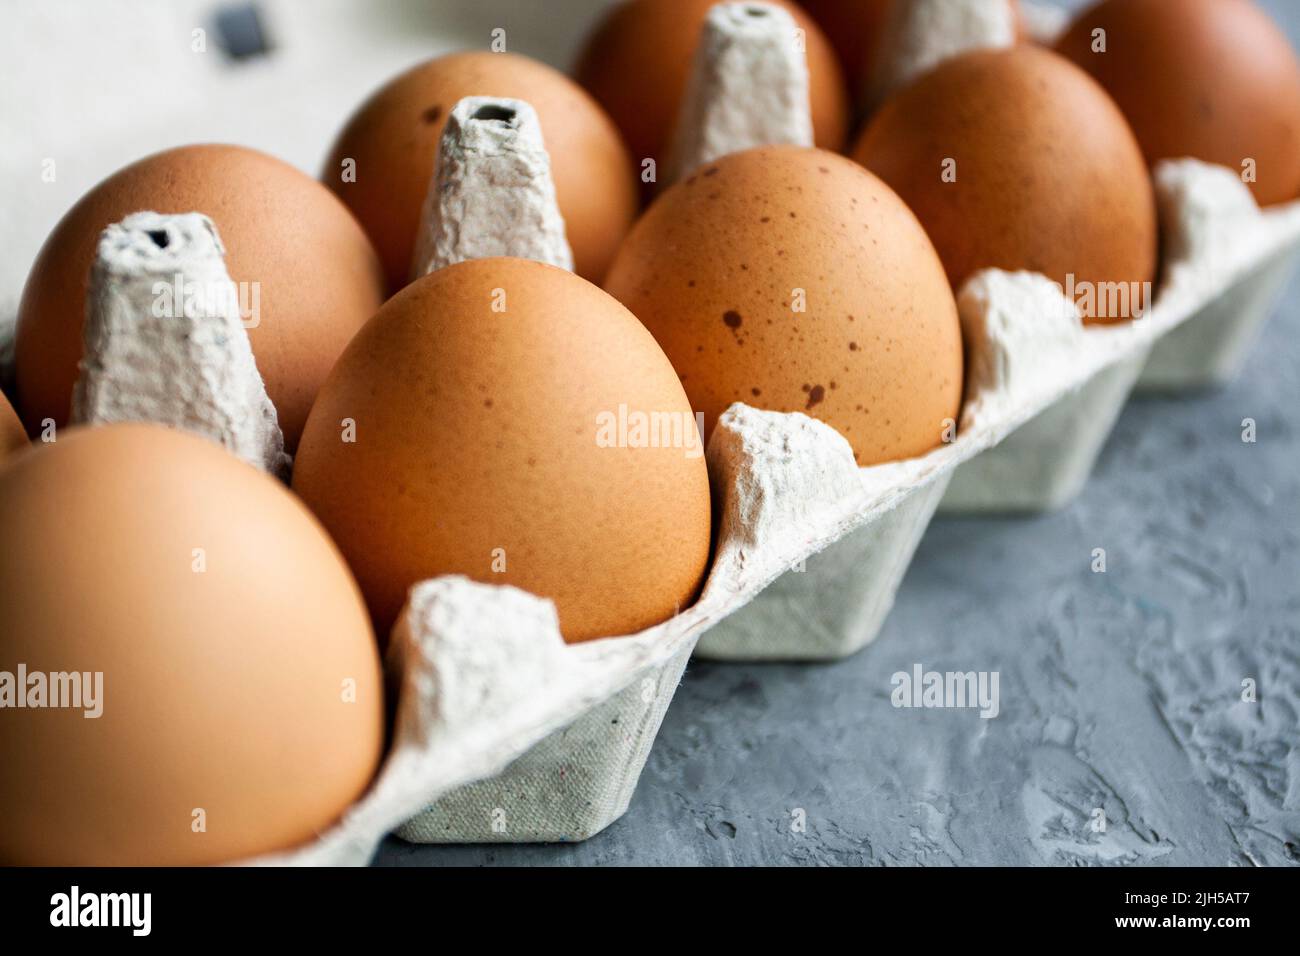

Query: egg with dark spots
left=605, top=146, right=963, bottom=466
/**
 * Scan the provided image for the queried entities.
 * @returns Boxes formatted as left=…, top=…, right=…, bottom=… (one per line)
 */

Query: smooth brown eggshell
left=14, top=144, right=385, bottom=451
left=291, top=257, right=712, bottom=643
left=603, top=145, right=964, bottom=467
left=324, top=51, right=637, bottom=289
left=0, top=424, right=384, bottom=866
left=1056, top=0, right=1300, bottom=206
left=0, top=391, right=25, bottom=461
left=800, top=0, right=1027, bottom=98
left=852, top=46, right=1158, bottom=323
left=575, top=0, right=850, bottom=179
left=798, top=0, right=894, bottom=95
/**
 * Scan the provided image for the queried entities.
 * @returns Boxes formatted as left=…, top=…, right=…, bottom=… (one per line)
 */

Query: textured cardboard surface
left=1139, top=247, right=1300, bottom=391
left=396, top=646, right=692, bottom=843
left=697, top=474, right=952, bottom=660
left=940, top=351, right=1150, bottom=513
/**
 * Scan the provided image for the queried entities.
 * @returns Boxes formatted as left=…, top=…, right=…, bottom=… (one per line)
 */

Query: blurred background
left=2, top=0, right=1292, bottom=323
left=2, top=0, right=1296, bottom=866
left=0, top=0, right=623, bottom=320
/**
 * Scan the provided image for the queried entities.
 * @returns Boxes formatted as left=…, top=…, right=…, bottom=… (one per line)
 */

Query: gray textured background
left=376, top=0, right=1300, bottom=867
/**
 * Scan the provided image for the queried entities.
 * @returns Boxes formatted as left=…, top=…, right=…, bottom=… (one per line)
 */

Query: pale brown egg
left=0, top=424, right=384, bottom=866
left=291, top=257, right=712, bottom=643
left=852, top=46, right=1158, bottom=324
left=14, top=144, right=386, bottom=451
left=1056, top=0, right=1300, bottom=206
left=324, top=52, right=637, bottom=289
left=604, top=145, right=964, bottom=467
left=575, top=0, right=850, bottom=176
left=0, top=391, right=25, bottom=461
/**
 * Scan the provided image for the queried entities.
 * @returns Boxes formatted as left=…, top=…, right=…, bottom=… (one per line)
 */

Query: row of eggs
left=2, top=0, right=1298, bottom=864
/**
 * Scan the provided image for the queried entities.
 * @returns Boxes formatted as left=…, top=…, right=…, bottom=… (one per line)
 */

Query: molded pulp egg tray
left=4, top=1, right=1297, bottom=863
left=255, top=159, right=1298, bottom=861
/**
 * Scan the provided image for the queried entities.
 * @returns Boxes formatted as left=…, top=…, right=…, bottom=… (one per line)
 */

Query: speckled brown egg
left=0, top=392, right=25, bottom=461
left=324, top=52, right=637, bottom=289
left=14, top=144, right=385, bottom=451
left=1056, top=0, right=1300, bottom=206
left=852, top=46, right=1158, bottom=323
left=575, top=0, right=850, bottom=176
left=0, top=424, right=384, bottom=865
left=603, top=145, right=963, bottom=466
left=291, top=257, right=712, bottom=643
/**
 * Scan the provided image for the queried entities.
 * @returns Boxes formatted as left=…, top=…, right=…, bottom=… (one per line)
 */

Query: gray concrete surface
left=376, top=0, right=1300, bottom=867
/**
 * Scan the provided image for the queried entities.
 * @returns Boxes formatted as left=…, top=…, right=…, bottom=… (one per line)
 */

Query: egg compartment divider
left=937, top=167, right=1300, bottom=516
left=1136, top=242, right=1300, bottom=392
left=248, top=159, right=1300, bottom=858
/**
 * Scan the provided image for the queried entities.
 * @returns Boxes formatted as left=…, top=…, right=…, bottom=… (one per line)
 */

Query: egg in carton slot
left=938, top=0, right=1300, bottom=506
left=809, top=0, right=1300, bottom=516
left=1035, top=0, right=1300, bottom=393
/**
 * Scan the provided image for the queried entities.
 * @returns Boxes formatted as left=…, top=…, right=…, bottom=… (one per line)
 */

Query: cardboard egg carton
left=248, top=154, right=1299, bottom=857
left=5, top=0, right=1298, bottom=858
left=1136, top=242, right=1300, bottom=392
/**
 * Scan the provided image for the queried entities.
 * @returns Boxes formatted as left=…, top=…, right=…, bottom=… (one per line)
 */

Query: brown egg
left=604, top=145, right=963, bottom=466
left=798, top=0, right=894, bottom=95
left=292, top=257, right=712, bottom=643
left=575, top=0, right=850, bottom=177
left=324, top=51, right=636, bottom=289
left=800, top=0, right=1028, bottom=97
left=852, top=47, right=1157, bottom=324
left=14, top=144, right=385, bottom=451
left=0, top=391, right=25, bottom=461
left=1056, top=0, right=1300, bottom=206
left=0, top=424, right=383, bottom=865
